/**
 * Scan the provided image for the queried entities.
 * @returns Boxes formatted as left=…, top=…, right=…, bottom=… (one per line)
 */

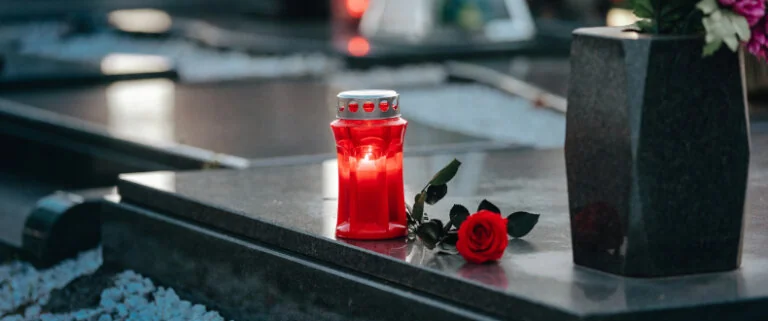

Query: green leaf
left=633, top=0, right=654, bottom=18
left=425, top=184, right=448, bottom=205
left=631, top=19, right=656, bottom=33
left=729, top=13, right=750, bottom=41
left=701, top=9, right=747, bottom=56
left=449, top=204, right=470, bottom=229
left=412, top=192, right=426, bottom=223
left=682, top=8, right=705, bottom=34
left=696, top=0, right=718, bottom=15
left=442, top=230, right=458, bottom=245
left=506, top=211, right=540, bottom=238
left=429, top=159, right=462, bottom=186
left=416, top=219, right=445, bottom=249
left=703, top=38, right=723, bottom=56
left=477, top=199, right=501, bottom=214
left=630, top=0, right=700, bottom=34
left=723, top=34, right=739, bottom=51
left=437, top=242, right=458, bottom=255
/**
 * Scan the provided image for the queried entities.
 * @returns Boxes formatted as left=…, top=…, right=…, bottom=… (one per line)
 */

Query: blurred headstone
left=360, top=0, right=535, bottom=43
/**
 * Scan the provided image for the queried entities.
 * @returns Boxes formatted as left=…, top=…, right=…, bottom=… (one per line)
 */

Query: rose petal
left=456, top=210, right=509, bottom=263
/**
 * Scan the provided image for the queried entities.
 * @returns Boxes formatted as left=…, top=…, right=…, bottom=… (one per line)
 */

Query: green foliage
left=406, top=159, right=540, bottom=256
left=425, top=184, right=448, bottom=205
left=477, top=199, right=501, bottom=214
left=631, top=0, right=702, bottom=34
left=416, top=219, right=444, bottom=249
left=698, top=0, right=751, bottom=56
left=412, top=192, right=427, bottom=223
left=449, top=204, right=470, bottom=229
left=506, top=211, right=540, bottom=238
left=429, top=159, right=461, bottom=186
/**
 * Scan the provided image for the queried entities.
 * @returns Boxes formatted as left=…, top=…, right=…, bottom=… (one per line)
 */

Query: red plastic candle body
left=331, top=90, right=407, bottom=239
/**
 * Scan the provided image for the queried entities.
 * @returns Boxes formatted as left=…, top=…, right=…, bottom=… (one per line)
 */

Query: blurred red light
left=346, top=0, right=369, bottom=19
left=347, top=36, right=370, bottom=57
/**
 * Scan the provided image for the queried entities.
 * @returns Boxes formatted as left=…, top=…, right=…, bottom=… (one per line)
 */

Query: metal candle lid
left=336, top=90, right=400, bottom=120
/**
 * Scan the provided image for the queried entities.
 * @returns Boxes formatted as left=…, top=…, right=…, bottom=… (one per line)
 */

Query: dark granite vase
left=565, top=27, right=750, bottom=277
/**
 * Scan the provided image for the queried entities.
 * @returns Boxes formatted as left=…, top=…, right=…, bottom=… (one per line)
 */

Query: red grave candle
left=331, top=90, right=407, bottom=239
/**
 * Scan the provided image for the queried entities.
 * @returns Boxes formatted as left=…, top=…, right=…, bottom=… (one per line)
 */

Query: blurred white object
left=360, top=0, right=535, bottom=43
left=108, top=9, right=172, bottom=34
left=606, top=8, right=639, bottom=27
left=100, top=53, right=172, bottom=75
left=359, top=0, right=436, bottom=41
left=483, top=0, right=536, bottom=42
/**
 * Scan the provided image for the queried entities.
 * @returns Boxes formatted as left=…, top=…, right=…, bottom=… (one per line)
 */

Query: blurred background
left=0, top=0, right=634, bottom=152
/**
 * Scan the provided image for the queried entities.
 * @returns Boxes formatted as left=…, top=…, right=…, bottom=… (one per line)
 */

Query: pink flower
left=720, top=0, right=766, bottom=26
left=747, top=17, right=768, bottom=60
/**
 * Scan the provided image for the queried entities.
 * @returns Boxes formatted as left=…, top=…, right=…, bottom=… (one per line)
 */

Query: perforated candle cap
left=337, top=89, right=400, bottom=119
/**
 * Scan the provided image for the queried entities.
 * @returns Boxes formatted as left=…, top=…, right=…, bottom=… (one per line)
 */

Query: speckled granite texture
left=566, top=27, right=750, bottom=277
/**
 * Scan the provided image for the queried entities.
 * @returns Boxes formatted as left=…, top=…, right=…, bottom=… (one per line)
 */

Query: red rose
left=456, top=210, right=508, bottom=264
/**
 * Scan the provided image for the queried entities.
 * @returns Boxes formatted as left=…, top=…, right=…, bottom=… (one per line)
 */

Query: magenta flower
left=719, top=0, right=766, bottom=26
left=747, top=17, right=768, bottom=60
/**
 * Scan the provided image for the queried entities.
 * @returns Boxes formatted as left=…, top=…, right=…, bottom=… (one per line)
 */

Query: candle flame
left=362, top=146, right=375, bottom=161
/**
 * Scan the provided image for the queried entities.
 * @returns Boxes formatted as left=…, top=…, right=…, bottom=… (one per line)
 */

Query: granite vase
left=565, top=27, right=751, bottom=277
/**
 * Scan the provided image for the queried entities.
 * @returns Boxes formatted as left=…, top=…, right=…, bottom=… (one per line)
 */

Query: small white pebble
left=23, top=304, right=41, bottom=319
left=1, top=315, right=24, bottom=321
left=116, top=304, right=128, bottom=317
left=39, top=314, right=57, bottom=321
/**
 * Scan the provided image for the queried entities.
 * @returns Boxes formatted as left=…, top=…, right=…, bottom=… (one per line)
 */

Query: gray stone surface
left=115, top=129, right=768, bottom=320
left=566, top=27, right=750, bottom=277
left=1, top=80, right=490, bottom=160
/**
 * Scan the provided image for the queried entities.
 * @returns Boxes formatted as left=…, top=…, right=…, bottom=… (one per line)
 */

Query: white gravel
left=0, top=249, right=230, bottom=321
left=0, top=249, right=101, bottom=317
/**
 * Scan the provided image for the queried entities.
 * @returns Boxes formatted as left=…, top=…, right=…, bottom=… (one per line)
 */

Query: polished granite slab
left=115, top=129, right=768, bottom=320
left=0, top=80, right=486, bottom=159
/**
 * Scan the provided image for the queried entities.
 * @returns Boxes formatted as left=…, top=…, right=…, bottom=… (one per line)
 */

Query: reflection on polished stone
left=458, top=263, right=509, bottom=290
left=571, top=202, right=625, bottom=272
left=107, top=79, right=175, bottom=144
left=121, top=171, right=176, bottom=193
left=101, top=54, right=172, bottom=75
left=339, top=238, right=411, bottom=261
left=2, top=81, right=485, bottom=159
